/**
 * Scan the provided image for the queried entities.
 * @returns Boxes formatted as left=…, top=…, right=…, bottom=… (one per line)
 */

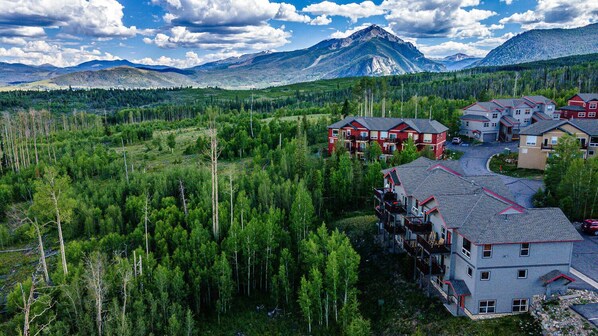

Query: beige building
left=518, top=119, right=598, bottom=170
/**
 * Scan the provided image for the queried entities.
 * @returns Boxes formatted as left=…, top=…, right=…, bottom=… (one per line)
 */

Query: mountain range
left=1, top=24, right=597, bottom=90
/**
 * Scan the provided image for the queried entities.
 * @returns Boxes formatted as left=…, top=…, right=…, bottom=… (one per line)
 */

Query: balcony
left=384, top=138, right=401, bottom=144
left=402, top=239, right=419, bottom=256
left=374, top=188, right=396, bottom=202
left=384, top=222, right=406, bottom=235
left=404, top=216, right=432, bottom=234
left=416, top=258, right=445, bottom=275
left=417, top=235, right=451, bottom=254
left=355, top=135, right=370, bottom=141
left=542, top=143, right=588, bottom=150
left=375, top=206, right=386, bottom=222
left=384, top=200, right=406, bottom=214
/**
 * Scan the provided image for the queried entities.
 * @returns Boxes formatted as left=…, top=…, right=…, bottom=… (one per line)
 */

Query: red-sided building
left=558, top=93, right=598, bottom=119
left=327, top=117, right=448, bottom=159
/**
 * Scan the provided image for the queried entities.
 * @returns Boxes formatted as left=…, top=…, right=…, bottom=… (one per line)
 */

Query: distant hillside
left=43, top=66, right=196, bottom=89
left=189, top=25, right=444, bottom=88
left=474, top=23, right=598, bottom=67
left=435, top=54, right=481, bottom=71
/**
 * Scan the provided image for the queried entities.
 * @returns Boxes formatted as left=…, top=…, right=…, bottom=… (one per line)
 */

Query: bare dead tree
left=85, top=251, right=107, bottom=336
left=143, top=193, right=151, bottom=256
left=121, top=138, right=129, bottom=184
left=19, top=266, right=55, bottom=336
left=7, top=204, right=50, bottom=284
left=179, top=179, right=188, bottom=217
left=206, top=117, right=222, bottom=240
left=115, top=256, right=132, bottom=335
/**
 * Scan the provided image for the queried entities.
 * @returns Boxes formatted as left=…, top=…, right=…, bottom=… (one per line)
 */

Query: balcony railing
left=375, top=207, right=386, bottom=222
left=384, top=138, right=401, bottom=143
left=355, top=135, right=369, bottom=141
left=402, top=239, right=419, bottom=256
left=542, top=143, right=588, bottom=150
left=404, top=216, right=432, bottom=234
left=416, top=258, right=445, bottom=275
left=384, top=200, right=406, bottom=214
left=384, top=222, right=406, bottom=235
left=417, top=235, right=451, bottom=254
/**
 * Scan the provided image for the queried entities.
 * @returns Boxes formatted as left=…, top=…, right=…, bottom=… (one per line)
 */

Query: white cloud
left=150, top=0, right=315, bottom=49
left=303, top=1, right=385, bottom=23
left=501, top=0, right=513, bottom=5
left=310, top=15, right=332, bottom=26
left=0, top=0, right=140, bottom=38
left=382, top=0, right=497, bottom=38
left=418, top=41, right=488, bottom=58
left=500, top=0, right=598, bottom=30
left=0, top=40, right=119, bottom=66
left=133, top=50, right=242, bottom=68
left=145, top=25, right=291, bottom=50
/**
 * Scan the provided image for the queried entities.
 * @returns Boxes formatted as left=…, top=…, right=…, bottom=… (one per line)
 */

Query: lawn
left=489, top=153, right=544, bottom=179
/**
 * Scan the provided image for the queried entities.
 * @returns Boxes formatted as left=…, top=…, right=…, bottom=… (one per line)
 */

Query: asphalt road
left=447, top=141, right=598, bottom=289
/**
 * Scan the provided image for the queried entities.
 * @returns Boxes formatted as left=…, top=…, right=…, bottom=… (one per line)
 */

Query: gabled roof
left=575, top=93, right=598, bottom=102
left=571, top=119, right=598, bottom=136
left=524, top=95, right=554, bottom=105
left=327, top=116, right=448, bottom=133
left=460, top=114, right=490, bottom=122
left=540, top=270, right=575, bottom=285
left=559, top=105, right=585, bottom=112
left=389, top=158, right=582, bottom=245
left=520, top=119, right=598, bottom=136
left=459, top=208, right=582, bottom=244
left=493, top=98, right=533, bottom=108
left=444, top=279, right=471, bottom=296
left=532, top=112, right=551, bottom=121
left=520, top=120, right=568, bottom=135
left=500, top=115, right=519, bottom=127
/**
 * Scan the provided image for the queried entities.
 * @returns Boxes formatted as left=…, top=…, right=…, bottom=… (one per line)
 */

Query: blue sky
left=0, top=0, right=596, bottom=67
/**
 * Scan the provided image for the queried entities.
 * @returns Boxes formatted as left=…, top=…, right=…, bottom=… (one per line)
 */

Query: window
left=523, top=118, right=530, bottom=124
left=332, top=129, right=339, bottom=137
left=462, top=238, right=471, bottom=258
left=479, top=300, right=496, bottom=314
left=589, top=112, right=596, bottom=118
left=512, top=299, right=528, bottom=312
left=441, top=227, right=446, bottom=240
left=380, top=131, right=388, bottom=139
left=360, top=131, right=368, bottom=138
left=515, top=110, right=521, bottom=115
left=526, top=136, right=537, bottom=146
left=590, top=103, right=597, bottom=109
left=492, top=122, right=497, bottom=127
left=465, top=121, right=469, bottom=127
left=520, top=243, right=530, bottom=256
left=590, top=150, right=595, bottom=156
left=482, top=244, right=492, bottom=258
left=525, top=109, right=531, bottom=115
left=467, top=266, right=473, bottom=277
left=551, top=136, right=558, bottom=145
left=517, top=269, right=528, bottom=279
left=492, top=113, right=498, bottom=119
left=480, top=271, right=490, bottom=281
left=423, top=134, right=432, bottom=143
left=579, top=112, right=586, bottom=118
left=591, top=137, right=598, bottom=146
left=370, top=131, right=378, bottom=140
left=346, top=130, right=351, bottom=136
left=329, top=138, right=335, bottom=144
left=483, top=122, right=489, bottom=127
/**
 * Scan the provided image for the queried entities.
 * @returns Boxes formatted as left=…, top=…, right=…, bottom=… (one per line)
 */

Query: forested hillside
left=0, top=56, right=596, bottom=335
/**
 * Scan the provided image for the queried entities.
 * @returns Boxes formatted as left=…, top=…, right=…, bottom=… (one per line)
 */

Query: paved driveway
left=447, top=142, right=598, bottom=288
left=447, top=142, right=543, bottom=207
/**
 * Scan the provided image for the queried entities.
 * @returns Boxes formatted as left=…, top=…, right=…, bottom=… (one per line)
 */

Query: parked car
left=451, top=137, right=462, bottom=145
left=581, top=219, right=598, bottom=236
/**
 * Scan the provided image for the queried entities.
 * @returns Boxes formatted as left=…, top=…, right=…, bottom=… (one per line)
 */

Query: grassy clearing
left=489, top=153, right=543, bottom=179
left=444, top=149, right=464, bottom=161
left=333, top=214, right=542, bottom=336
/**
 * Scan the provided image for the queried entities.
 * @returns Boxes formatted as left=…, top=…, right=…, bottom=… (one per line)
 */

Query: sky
left=0, top=0, right=596, bottom=68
